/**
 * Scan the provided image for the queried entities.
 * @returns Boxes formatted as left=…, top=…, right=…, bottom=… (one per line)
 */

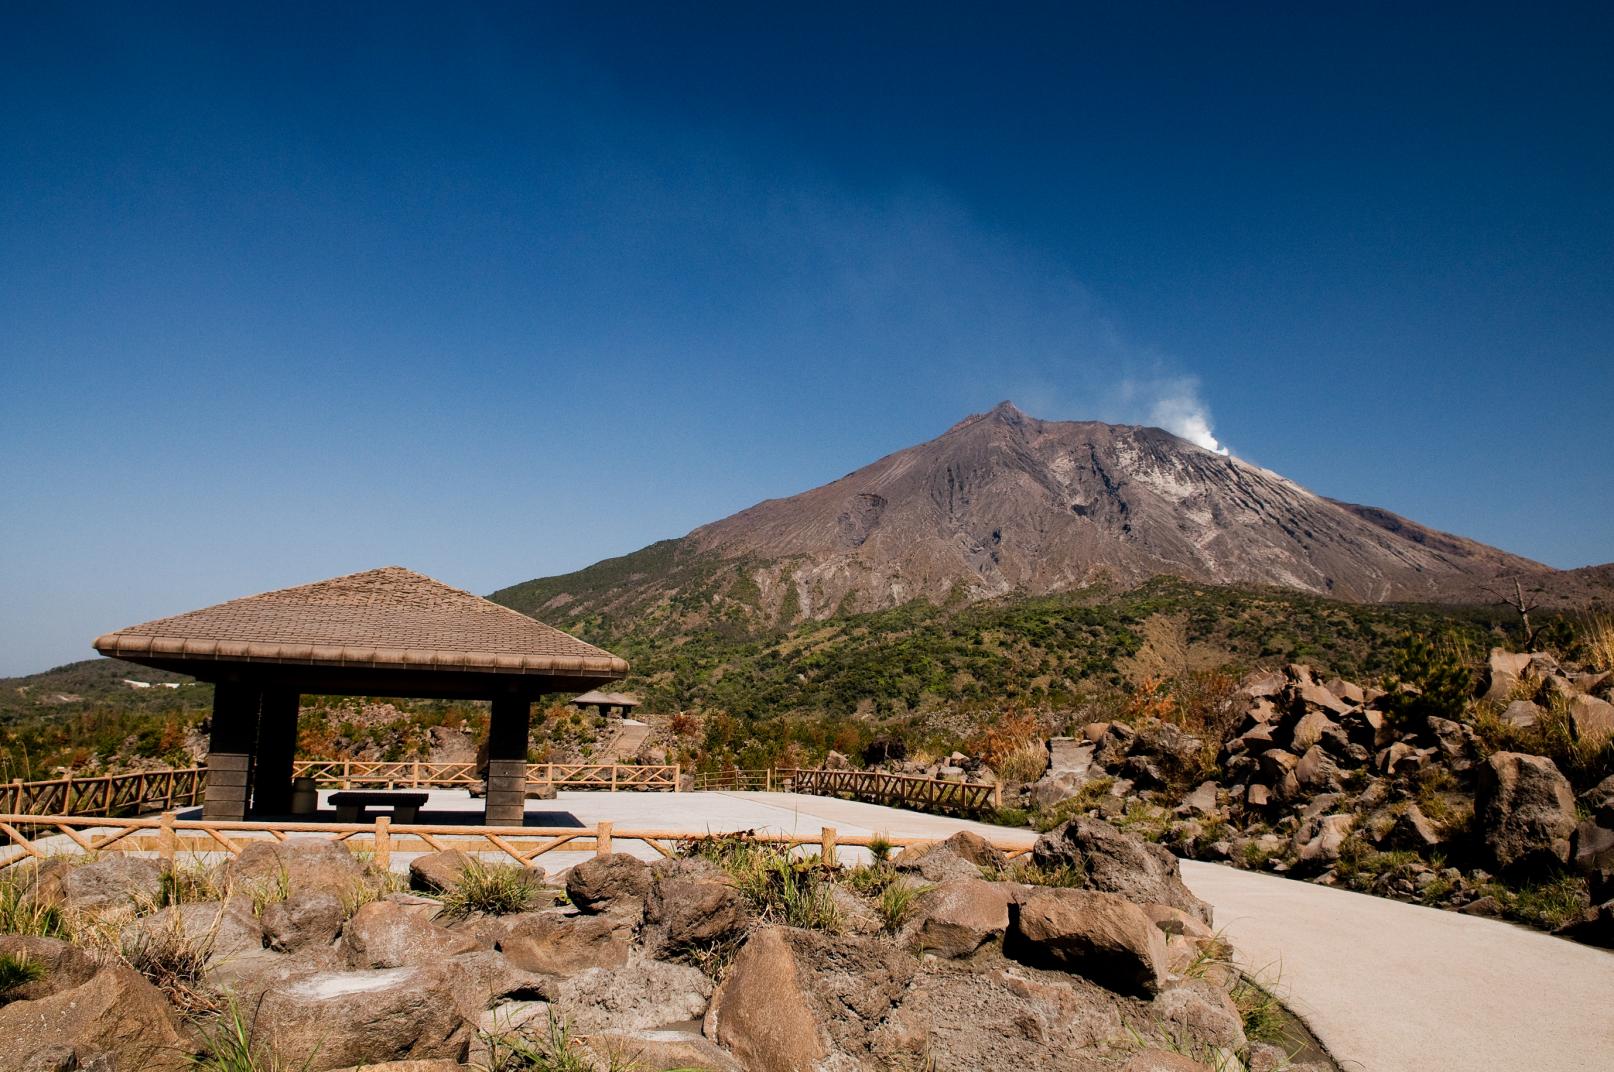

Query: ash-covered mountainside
left=494, top=402, right=1593, bottom=632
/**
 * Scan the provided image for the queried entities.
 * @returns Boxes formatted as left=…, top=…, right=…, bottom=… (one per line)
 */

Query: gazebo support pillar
left=252, top=689, right=299, bottom=817
left=485, top=696, right=532, bottom=826
left=203, top=682, right=262, bottom=820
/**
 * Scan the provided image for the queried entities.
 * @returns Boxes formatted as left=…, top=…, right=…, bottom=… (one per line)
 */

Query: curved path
left=1180, top=860, right=1614, bottom=1072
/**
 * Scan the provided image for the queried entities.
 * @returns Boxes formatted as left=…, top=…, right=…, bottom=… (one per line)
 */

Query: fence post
left=374, top=816, right=391, bottom=872
left=673, top=763, right=681, bottom=792
left=765, top=768, right=773, bottom=792
left=820, top=826, right=837, bottom=868
left=412, top=760, right=421, bottom=788
left=611, top=765, right=619, bottom=792
left=596, top=820, right=613, bottom=856
left=992, top=782, right=1002, bottom=809
left=158, top=810, right=178, bottom=865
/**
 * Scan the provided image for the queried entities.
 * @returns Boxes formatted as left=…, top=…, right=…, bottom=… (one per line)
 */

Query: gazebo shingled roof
left=95, top=566, right=627, bottom=677
left=94, top=567, right=628, bottom=824
left=571, top=689, right=640, bottom=707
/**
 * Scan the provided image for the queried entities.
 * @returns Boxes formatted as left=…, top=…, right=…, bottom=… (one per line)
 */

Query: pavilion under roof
left=95, top=566, right=627, bottom=680
left=92, top=567, right=628, bottom=823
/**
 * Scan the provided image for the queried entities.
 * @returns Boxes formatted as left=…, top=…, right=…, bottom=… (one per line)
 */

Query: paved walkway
left=1180, top=860, right=1614, bottom=1072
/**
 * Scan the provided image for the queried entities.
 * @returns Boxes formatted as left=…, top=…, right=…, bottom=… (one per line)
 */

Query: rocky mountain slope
left=495, top=402, right=1602, bottom=635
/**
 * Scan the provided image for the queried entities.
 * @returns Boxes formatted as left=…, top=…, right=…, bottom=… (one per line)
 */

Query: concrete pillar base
left=203, top=752, right=251, bottom=820
left=484, top=758, right=528, bottom=825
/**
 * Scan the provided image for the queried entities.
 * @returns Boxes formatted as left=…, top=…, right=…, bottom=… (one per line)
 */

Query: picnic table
left=328, top=790, right=428, bottom=823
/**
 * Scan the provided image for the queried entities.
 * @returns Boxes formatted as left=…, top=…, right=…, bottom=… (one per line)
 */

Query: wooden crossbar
left=0, top=812, right=1036, bottom=873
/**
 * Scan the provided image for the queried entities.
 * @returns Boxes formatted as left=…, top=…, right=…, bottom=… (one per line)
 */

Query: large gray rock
left=1484, top=649, right=1534, bottom=702
left=33, top=855, right=163, bottom=916
left=707, top=927, right=826, bottom=1072
left=585, top=1027, right=742, bottom=1072
left=497, top=910, right=630, bottom=977
left=342, top=899, right=479, bottom=969
left=1476, top=752, right=1577, bottom=872
left=408, top=850, right=475, bottom=893
left=227, top=837, right=367, bottom=894
left=902, top=878, right=1012, bottom=957
left=1031, top=817, right=1212, bottom=924
left=1292, top=814, right=1354, bottom=866
left=262, top=887, right=346, bottom=952
left=0, top=963, right=192, bottom=1071
left=121, top=898, right=265, bottom=972
left=565, top=852, right=651, bottom=914
left=893, top=830, right=1008, bottom=882
left=1569, top=694, right=1614, bottom=746
left=255, top=966, right=473, bottom=1071
left=0, top=935, right=98, bottom=1003
left=643, top=860, right=748, bottom=954
left=1028, top=768, right=1095, bottom=809
left=443, top=949, right=552, bottom=1008
left=1502, top=700, right=1544, bottom=728
left=550, top=954, right=712, bottom=1034
left=1007, top=888, right=1168, bottom=997
left=1152, top=979, right=1247, bottom=1053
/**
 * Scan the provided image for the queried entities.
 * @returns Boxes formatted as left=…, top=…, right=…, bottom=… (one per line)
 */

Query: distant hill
left=0, top=657, right=206, bottom=721
left=494, top=402, right=1608, bottom=639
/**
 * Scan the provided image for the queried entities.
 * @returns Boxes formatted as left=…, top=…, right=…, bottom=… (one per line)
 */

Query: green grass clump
left=161, top=863, right=227, bottom=907
left=0, top=951, right=43, bottom=998
left=1231, top=974, right=1289, bottom=1047
left=681, top=835, right=842, bottom=932
left=877, top=880, right=930, bottom=933
left=123, top=914, right=219, bottom=1014
left=188, top=997, right=308, bottom=1072
left=483, top=1010, right=645, bottom=1072
left=439, top=861, right=537, bottom=919
left=1491, top=871, right=1591, bottom=931
left=0, top=876, right=68, bottom=938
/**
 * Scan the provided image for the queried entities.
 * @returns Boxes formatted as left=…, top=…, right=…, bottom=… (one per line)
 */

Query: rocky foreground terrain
left=0, top=823, right=1331, bottom=1072
left=889, top=646, right=1614, bottom=946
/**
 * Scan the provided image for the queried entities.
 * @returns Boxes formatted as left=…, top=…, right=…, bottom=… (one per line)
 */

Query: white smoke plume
left=1148, top=387, right=1229, bottom=455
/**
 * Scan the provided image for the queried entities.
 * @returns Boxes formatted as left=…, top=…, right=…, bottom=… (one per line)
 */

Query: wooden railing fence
left=289, top=760, right=679, bottom=791
left=0, top=812, right=1033, bottom=874
left=0, top=768, right=205, bottom=818
left=693, top=766, right=1001, bottom=815
left=0, top=761, right=681, bottom=819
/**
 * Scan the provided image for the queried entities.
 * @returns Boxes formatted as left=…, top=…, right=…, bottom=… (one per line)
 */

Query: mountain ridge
left=493, top=402, right=1606, bottom=633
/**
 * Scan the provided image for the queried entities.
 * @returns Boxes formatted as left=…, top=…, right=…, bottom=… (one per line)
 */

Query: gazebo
left=93, top=567, right=628, bottom=824
left=569, top=689, right=640, bottom=719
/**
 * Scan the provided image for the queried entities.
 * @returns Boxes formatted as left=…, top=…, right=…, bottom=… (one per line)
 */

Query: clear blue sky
left=3, top=3, right=1611, bottom=675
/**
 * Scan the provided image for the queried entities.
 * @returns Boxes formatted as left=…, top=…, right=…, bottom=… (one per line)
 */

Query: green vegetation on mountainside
left=3, top=579, right=1569, bottom=780
left=507, top=578, right=1514, bottom=720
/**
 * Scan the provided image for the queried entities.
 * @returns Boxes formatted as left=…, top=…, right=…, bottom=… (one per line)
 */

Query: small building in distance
left=569, top=689, right=640, bottom=720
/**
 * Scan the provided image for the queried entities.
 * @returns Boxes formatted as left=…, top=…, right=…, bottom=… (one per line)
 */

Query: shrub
left=123, top=913, right=219, bottom=1014
left=684, top=835, right=842, bottom=931
left=162, top=863, right=227, bottom=907
left=994, top=738, right=1050, bottom=786
left=188, top=998, right=295, bottom=1072
left=483, top=1009, right=638, bottom=1072
left=876, top=879, right=930, bottom=933
left=0, top=875, right=67, bottom=938
left=1380, top=632, right=1473, bottom=727
left=0, top=951, right=42, bottom=998
left=439, top=861, right=537, bottom=919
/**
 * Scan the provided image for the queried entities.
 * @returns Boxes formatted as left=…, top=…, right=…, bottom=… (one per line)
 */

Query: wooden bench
left=328, top=790, right=428, bottom=824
